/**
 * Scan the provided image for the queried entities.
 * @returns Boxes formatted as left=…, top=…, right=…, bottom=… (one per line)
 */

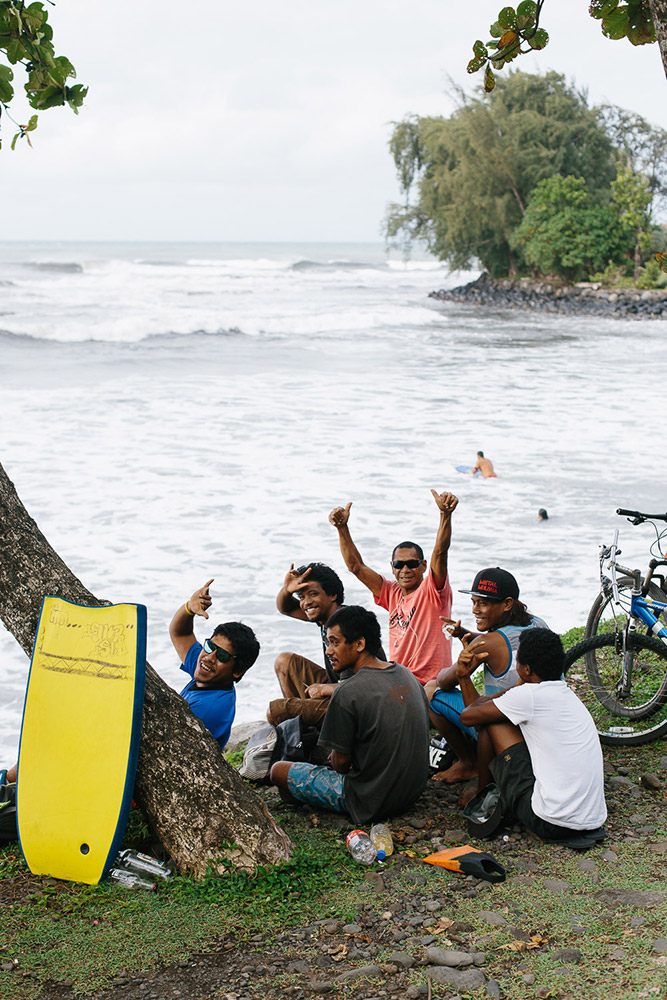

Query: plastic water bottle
left=345, top=829, right=377, bottom=865
left=115, top=849, right=173, bottom=880
left=369, top=823, right=394, bottom=861
left=108, top=868, right=157, bottom=891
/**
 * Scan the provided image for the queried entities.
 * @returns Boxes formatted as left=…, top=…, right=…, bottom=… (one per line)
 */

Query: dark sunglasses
left=203, top=638, right=235, bottom=663
left=392, top=559, right=422, bottom=570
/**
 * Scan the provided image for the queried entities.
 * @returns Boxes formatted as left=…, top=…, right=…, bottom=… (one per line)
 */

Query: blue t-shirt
left=179, top=641, right=236, bottom=749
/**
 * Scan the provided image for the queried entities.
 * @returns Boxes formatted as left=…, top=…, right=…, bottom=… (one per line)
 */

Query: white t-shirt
left=495, top=680, right=607, bottom=831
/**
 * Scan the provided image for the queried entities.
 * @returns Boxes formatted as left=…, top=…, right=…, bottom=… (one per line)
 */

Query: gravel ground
left=23, top=752, right=667, bottom=1000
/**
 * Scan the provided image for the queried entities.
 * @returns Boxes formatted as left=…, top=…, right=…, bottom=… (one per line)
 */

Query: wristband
left=184, top=601, right=195, bottom=616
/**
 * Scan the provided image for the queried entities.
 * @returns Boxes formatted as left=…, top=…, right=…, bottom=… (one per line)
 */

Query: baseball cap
left=458, top=567, right=519, bottom=601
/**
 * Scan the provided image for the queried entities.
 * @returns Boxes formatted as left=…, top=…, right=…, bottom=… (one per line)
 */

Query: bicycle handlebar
left=617, top=508, right=667, bottom=523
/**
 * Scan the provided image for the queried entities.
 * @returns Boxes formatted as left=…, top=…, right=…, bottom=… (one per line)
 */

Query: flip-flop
left=547, top=826, right=606, bottom=851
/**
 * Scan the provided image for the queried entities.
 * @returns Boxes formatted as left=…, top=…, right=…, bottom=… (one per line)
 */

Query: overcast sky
left=1, top=0, right=666, bottom=242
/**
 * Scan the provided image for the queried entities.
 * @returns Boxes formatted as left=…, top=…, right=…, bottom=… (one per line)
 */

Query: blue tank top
left=483, top=615, right=548, bottom=696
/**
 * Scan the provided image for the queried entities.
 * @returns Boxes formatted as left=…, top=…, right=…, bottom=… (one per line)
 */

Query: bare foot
left=430, top=760, right=478, bottom=784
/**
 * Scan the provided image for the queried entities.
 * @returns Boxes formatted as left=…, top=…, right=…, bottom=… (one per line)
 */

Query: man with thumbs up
left=328, top=490, right=458, bottom=685
left=169, top=579, right=260, bottom=749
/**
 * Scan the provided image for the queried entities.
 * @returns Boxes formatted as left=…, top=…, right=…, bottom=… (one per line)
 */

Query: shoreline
left=430, top=272, right=667, bottom=319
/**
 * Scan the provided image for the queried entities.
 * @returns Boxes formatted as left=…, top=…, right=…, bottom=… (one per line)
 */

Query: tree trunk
left=0, top=462, right=292, bottom=877
left=648, top=0, right=667, bottom=80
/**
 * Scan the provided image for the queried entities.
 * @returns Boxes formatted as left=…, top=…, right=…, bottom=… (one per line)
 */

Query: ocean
left=0, top=240, right=665, bottom=761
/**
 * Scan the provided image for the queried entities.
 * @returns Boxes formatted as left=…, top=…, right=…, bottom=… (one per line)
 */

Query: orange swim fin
left=423, top=845, right=506, bottom=883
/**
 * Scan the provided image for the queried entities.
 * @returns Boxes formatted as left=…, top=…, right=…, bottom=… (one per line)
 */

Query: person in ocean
left=471, top=451, right=497, bottom=477
left=328, top=489, right=458, bottom=686
left=426, top=567, right=547, bottom=794
left=538, top=508, right=549, bottom=521
left=169, top=579, right=260, bottom=749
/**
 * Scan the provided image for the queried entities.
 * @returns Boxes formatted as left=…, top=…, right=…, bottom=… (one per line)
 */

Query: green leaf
left=627, top=4, right=655, bottom=44
left=528, top=27, right=549, bottom=49
left=498, top=6, right=517, bottom=29
left=11, top=131, right=19, bottom=150
left=0, top=62, right=14, bottom=102
left=589, top=0, right=619, bottom=18
left=516, top=0, right=537, bottom=15
left=65, top=83, right=87, bottom=112
left=5, top=35, right=23, bottom=62
left=489, top=20, right=504, bottom=38
left=29, top=83, right=65, bottom=110
left=484, top=63, right=496, bottom=92
left=602, top=7, right=629, bottom=38
left=516, top=14, right=535, bottom=31
left=24, top=113, right=38, bottom=131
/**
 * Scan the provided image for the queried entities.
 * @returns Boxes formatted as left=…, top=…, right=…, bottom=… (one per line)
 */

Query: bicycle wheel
left=585, top=576, right=667, bottom=638
left=564, top=633, right=667, bottom=746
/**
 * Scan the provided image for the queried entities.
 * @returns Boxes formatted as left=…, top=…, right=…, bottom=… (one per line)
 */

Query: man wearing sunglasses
left=169, top=579, right=260, bottom=749
left=329, top=490, right=458, bottom=685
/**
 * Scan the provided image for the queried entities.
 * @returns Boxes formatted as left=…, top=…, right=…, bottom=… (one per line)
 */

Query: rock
left=641, top=773, right=662, bottom=790
left=543, top=879, right=572, bottom=893
left=551, top=948, right=582, bottom=964
left=522, top=973, right=536, bottom=984
left=630, top=916, right=646, bottom=927
left=404, top=872, right=427, bottom=886
left=425, top=966, right=486, bottom=990
left=486, top=979, right=502, bottom=998
left=595, top=888, right=667, bottom=908
left=649, top=843, right=667, bottom=855
left=507, top=926, right=531, bottom=941
left=576, top=858, right=597, bottom=872
left=608, top=776, right=634, bottom=788
left=473, top=953, right=487, bottom=966
left=343, top=924, right=363, bottom=935
left=287, top=961, right=311, bottom=974
left=334, top=964, right=382, bottom=983
left=226, top=720, right=265, bottom=752
left=405, top=988, right=421, bottom=1000
left=609, top=946, right=627, bottom=959
left=424, top=899, right=441, bottom=912
left=617, top=766, right=630, bottom=776
left=657, top=755, right=667, bottom=771
left=653, top=938, right=667, bottom=953
left=476, top=910, right=507, bottom=926
left=364, top=872, right=384, bottom=892
left=387, top=952, right=415, bottom=969
left=450, top=921, right=474, bottom=934
left=600, top=850, right=618, bottom=862
left=310, top=982, right=334, bottom=994
left=425, top=948, right=474, bottom=967
left=443, top=828, right=467, bottom=842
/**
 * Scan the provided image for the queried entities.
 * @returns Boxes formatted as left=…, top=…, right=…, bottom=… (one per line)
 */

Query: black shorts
left=489, top=742, right=595, bottom=842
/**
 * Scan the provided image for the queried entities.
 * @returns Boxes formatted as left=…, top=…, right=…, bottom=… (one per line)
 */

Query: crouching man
left=270, top=605, right=430, bottom=825
left=459, top=628, right=607, bottom=842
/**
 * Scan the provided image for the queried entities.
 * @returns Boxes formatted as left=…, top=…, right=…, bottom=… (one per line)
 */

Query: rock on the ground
left=425, top=966, right=487, bottom=990
left=425, top=948, right=474, bottom=967
left=595, top=888, right=667, bottom=908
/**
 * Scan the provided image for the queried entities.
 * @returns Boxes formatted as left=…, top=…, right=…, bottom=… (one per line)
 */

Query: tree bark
left=647, top=0, right=667, bottom=81
left=0, top=462, right=292, bottom=877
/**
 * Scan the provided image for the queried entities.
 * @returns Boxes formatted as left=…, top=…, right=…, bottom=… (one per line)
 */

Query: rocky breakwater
left=430, top=272, right=667, bottom=319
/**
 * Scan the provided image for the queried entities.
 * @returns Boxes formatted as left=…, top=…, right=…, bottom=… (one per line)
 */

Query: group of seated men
left=167, top=488, right=607, bottom=842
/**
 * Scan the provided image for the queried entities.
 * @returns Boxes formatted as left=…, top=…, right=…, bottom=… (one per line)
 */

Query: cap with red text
left=458, top=567, right=519, bottom=601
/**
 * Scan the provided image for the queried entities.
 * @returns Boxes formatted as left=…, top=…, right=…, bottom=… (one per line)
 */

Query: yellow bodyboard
left=17, top=597, right=147, bottom=884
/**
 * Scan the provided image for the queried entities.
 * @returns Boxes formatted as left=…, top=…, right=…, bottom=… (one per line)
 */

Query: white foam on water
left=0, top=241, right=665, bottom=759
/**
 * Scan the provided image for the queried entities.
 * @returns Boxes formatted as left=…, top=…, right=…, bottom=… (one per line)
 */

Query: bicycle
left=585, top=507, right=667, bottom=639
left=565, top=507, right=667, bottom=746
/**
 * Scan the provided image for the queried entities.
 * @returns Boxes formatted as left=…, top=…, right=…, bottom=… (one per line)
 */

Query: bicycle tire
left=564, top=632, right=667, bottom=746
left=585, top=576, right=667, bottom=639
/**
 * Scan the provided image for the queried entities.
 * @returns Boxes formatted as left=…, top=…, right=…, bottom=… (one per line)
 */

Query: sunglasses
left=203, top=638, right=235, bottom=663
left=392, top=559, right=422, bottom=570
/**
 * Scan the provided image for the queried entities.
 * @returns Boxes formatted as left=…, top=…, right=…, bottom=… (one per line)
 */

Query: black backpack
left=238, top=716, right=325, bottom=782
left=0, top=781, right=17, bottom=844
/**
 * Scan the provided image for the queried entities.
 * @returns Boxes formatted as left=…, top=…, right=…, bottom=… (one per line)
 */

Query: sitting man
left=427, top=567, right=547, bottom=786
left=459, top=628, right=607, bottom=842
left=170, top=579, right=260, bottom=749
left=269, top=605, right=430, bottom=825
left=268, top=562, right=346, bottom=728
left=328, top=489, right=458, bottom=686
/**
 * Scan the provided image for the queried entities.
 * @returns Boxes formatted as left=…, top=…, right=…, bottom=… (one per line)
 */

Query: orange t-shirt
left=374, top=570, right=452, bottom=684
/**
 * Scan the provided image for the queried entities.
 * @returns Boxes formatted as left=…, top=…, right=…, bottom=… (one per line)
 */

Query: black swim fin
left=423, top=845, right=506, bottom=883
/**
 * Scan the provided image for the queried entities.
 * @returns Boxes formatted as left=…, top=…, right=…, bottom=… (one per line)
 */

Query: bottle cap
left=376, top=850, right=386, bottom=861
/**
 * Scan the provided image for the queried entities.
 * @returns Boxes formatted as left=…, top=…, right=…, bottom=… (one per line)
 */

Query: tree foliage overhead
left=386, top=72, right=617, bottom=277
left=467, top=0, right=666, bottom=91
left=0, top=0, right=86, bottom=149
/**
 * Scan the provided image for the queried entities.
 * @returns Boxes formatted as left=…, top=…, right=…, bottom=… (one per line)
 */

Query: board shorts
left=489, top=742, right=600, bottom=841
left=430, top=687, right=478, bottom=740
left=286, top=763, right=347, bottom=815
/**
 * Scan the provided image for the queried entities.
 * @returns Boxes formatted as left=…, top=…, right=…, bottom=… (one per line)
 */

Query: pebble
left=576, top=858, right=597, bottom=872
left=595, top=888, right=667, bottom=908
left=522, top=973, right=536, bottom=985
left=608, top=776, right=634, bottom=788
left=609, top=946, right=627, bottom=959
left=653, top=938, right=667, bottom=954
left=617, top=766, right=630, bottom=776
left=658, top=755, right=667, bottom=771
left=343, top=924, right=363, bottom=935
left=425, top=966, right=487, bottom=990
left=648, top=842, right=667, bottom=855
left=543, top=879, right=572, bottom=893
left=387, top=952, right=415, bottom=969
left=640, top=773, right=662, bottom=790
left=550, top=948, right=582, bottom=964
left=334, top=964, right=382, bottom=983
left=425, top=948, right=475, bottom=967
left=600, top=849, right=619, bottom=862
left=486, top=979, right=502, bottom=998
left=630, top=916, right=646, bottom=927
left=476, top=910, right=507, bottom=926
left=310, top=982, right=334, bottom=994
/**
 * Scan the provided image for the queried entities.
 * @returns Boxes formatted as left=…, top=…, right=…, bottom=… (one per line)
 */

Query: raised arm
left=429, top=490, right=459, bottom=589
left=169, top=578, right=214, bottom=664
left=276, top=563, right=313, bottom=619
left=328, top=502, right=384, bottom=597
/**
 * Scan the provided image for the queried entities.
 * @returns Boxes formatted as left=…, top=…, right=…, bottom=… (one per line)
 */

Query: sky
left=1, top=0, right=666, bottom=242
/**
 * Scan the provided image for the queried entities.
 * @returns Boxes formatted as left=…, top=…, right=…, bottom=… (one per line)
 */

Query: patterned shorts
left=286, top=763, right=347, bottom=814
